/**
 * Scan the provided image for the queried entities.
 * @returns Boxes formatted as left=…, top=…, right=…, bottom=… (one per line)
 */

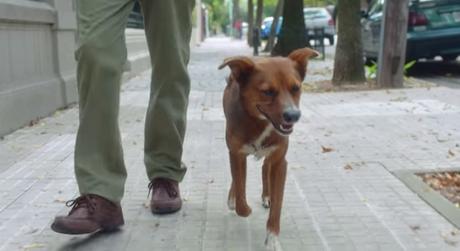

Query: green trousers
left=74, top=0, right=194, bottom=203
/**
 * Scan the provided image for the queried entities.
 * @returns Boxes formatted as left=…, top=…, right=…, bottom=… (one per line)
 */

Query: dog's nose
left=283, top=109, right=301, bottom=123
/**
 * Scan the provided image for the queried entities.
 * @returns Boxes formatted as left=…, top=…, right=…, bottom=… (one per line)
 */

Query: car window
left=304, top=9, right=329, bottom=19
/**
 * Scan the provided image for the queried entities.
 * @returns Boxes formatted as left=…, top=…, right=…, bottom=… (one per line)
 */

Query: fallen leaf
left=53, top=199, right=66, bottom=203
left=410, top=225, right=421, bottom=231
left=448, top=150, right=455, bottom=157
left=22, top=243, right=45, bottom=250
left=321, top=146, right=334, bottom=153
left=344, top=164, right=353, bottom=170
left=155, top=223, right=160, bottom=227
left=29, top=119, right=40, bottom=127
left=390, top=96, right=408, bottom=102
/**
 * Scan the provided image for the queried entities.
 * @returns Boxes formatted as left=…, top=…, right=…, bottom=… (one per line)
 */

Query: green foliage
left=304, top=0, right=336, bottom=7
left=204, top=0, right=230, bottom=32
left=403, top=60, right=416, bottom=76
left=365, top=60, right=417, bottom=80
left=365, top=61, right=378, bottom=79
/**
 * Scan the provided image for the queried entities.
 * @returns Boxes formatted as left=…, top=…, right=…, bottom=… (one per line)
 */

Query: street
left=408, top=60, right=460, bottom=89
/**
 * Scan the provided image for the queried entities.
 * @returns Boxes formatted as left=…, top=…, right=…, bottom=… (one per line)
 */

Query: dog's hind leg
left=229, top=151, right=252, bottom=217
left=261, top=159, right=271, bottom=208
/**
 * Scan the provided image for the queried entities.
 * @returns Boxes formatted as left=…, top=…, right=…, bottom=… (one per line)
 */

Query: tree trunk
left=272, top=0, right=307, bottom=56
left=376, top=0, right=409, bottom=88
left=247, top=0, right=254, bottom=46
left=255, top=0, right=264, bottom=27
left=332, top=0, right=366, bottom=85
left=232, top=0, right=240, bottom=39
left=264, top=0, right=284, bottom=53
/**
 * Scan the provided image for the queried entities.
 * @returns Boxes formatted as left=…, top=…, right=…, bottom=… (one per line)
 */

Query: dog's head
left=219, top=48, right=319, bottom=136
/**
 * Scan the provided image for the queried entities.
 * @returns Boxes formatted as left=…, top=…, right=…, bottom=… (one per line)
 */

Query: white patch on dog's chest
left=240, top=126, right=277, bottom=160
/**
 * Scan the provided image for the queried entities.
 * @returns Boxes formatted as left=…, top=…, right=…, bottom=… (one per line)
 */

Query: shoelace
left=65, top=195, right=96, bottom=214
left=147, top=178, right=178, bottom=198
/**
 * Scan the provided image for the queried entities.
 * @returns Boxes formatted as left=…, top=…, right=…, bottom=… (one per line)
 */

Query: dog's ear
left=287, top=48, right=319, bottom=80
left=218, top=56, right=255, bottom=84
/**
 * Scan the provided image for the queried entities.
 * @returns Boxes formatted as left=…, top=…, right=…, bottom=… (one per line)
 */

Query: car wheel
left=328, top=35, right=334, bottom=45
left=442, top=54, right=458, bottom=62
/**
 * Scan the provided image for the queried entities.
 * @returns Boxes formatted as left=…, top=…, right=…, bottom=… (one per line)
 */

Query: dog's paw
left=262, top=196, right=271, bottom=208
left=265, top=231, right=282, bottom=251
left=227, top=197, right=236, bottom=211
left=236, top=204, right=252, bottom=217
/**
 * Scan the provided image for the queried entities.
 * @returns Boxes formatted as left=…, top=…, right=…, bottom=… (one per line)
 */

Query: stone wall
left=0, top=0, right=77, bottom=136
left=0, top=0, right=201, bottom=137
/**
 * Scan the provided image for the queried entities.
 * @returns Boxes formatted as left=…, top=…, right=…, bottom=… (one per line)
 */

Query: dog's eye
left=262, top=89, right=277, bottom=97
left=291, top=85, right=300, bottom=93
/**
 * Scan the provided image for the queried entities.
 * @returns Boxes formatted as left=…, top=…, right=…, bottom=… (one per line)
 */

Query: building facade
left=0, top=0, right=203, bottom=136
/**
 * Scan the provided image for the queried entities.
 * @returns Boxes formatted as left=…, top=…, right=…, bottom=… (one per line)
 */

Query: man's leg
left=51, top=0, right=133, bottom=234
left=139, top=0, right=195, bottom=213
left=75, top=0, right=134, bottom=203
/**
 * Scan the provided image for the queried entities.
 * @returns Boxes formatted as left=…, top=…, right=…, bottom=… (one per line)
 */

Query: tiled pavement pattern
left=1, top=37, right=460, bottom=251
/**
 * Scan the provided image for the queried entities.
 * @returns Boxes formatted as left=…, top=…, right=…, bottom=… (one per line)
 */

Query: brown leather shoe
left=148, top=178, right=182, bottom=214
left=51, top=194, right=124, bottom=234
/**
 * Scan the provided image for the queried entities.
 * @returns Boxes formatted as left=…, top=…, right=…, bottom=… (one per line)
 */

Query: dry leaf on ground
left=344, top=164, right=353, bottom=170
left=22, top=243, right=45, bottom=250
left=321, top=146, right=334, bottom=153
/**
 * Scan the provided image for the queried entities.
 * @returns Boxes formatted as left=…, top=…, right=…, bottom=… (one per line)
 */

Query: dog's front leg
left=265, top=154, right=287, bottom=251
left=261, top=159, right=271, bottom=208
left=228, top=151, right=252, bottom=217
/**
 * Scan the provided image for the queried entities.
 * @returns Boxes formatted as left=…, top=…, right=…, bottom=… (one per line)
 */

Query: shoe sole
left=151, top=206, right=181, bottom=215
left=50, top=222, right=123, bottom=235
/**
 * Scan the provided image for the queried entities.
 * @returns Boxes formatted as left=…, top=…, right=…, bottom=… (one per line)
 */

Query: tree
left=264, top=0, right=283, bottom=52
left=204, top=0, right=230, bottom=35
left=233, top=0, right=241, bottom=38
left=332, top=0, right=365, bottom=85
left=255, top=0, right=264, bottom=29
left=377, top=0, right=409, bottom=88
left=247, top=0, right=264, bottom=47
left=272, top=0, right=307, bottom=56
left=247, top=0, right=254, bottom=45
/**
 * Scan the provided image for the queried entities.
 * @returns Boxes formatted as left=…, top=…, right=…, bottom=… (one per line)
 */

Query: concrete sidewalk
left=1, top=37, right=460, bottom=251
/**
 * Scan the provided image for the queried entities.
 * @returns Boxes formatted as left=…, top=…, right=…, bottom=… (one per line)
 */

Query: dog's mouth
left=256, top=105, right=294, bottom=136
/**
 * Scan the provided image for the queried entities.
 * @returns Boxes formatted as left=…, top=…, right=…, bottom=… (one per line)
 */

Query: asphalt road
left=407, top=59, right=460, bottom=89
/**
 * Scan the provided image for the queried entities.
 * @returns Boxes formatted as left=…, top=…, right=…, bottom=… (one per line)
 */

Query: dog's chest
left=240, top=126, right=277, bottom=160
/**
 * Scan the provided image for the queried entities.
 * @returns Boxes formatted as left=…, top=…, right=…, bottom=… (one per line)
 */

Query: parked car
left=260, top=17, right=283, bottom=40
left=361, top=0, right=460, bottom=62
left=303, top=7, right=336, bottom=45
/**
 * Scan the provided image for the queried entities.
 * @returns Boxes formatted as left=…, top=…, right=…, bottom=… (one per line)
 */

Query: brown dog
left=218, top=48, right=319, bottom=250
